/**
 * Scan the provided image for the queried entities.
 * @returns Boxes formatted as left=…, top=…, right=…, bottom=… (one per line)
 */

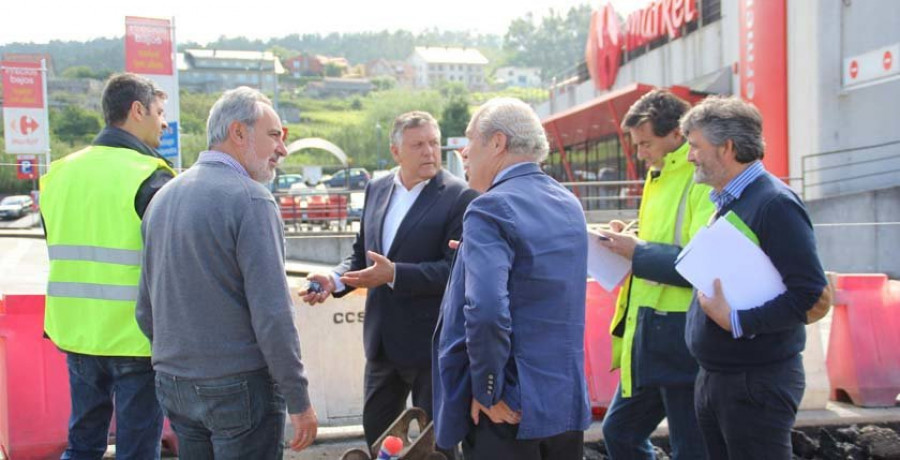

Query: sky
left=0, top=0, right=647, bottom=46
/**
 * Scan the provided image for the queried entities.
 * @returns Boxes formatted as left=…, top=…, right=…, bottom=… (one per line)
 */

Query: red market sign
left=586, top=0, right=698, bottom=91
left=585, top=4, right=622, bottom=91
left=125, top=16, right=173, bottom=75
left=624, top=0, right=698, bottom=51
left=2, top=61, right=43, bottom=108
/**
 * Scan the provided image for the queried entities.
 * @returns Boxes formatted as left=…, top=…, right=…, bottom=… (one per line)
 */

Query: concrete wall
left=807, top=185, right=900, bottom=278
left=789, top=1, right=900, bottom=199
left=286, top=234, right=356, bottom=265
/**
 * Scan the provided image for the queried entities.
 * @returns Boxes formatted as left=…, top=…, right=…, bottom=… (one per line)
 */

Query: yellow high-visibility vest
left=609, top=142, right=715, bottom=397
left=40, top=145, right=174, bottom=356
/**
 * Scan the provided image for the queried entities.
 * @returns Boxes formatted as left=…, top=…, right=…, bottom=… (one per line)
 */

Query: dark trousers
left=155, top=368, right=286, bottom=460
left=363, top=359, right=433, bottom=447
left=694, top=356, right=805, bottom=460
left=462, top=418, right=583, bottom=460
left=62, top=353, right=163, bottom=460
left=602, top=382, right=706, bottom=460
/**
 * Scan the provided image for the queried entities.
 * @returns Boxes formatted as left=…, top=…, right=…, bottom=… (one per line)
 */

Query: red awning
left=543, top=83, right=703, bottom=150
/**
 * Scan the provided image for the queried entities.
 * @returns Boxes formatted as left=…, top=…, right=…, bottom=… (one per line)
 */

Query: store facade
left=537, top=0, right=900, bottom=202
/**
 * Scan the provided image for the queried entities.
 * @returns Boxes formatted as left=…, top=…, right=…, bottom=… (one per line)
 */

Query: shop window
left=701, top=0, right=722, bottom=24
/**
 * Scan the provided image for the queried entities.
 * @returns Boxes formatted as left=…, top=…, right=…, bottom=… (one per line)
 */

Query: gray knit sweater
left=136, top=160, right=310, bottom=413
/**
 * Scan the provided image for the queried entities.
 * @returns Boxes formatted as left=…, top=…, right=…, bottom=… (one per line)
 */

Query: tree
left=371, top=76, right=397, bottom=91
left=179, top=91, right=217, bottom=134
left=61, top=65, right=98, bottom=79
left=268, top=45, right=297, bottom=61
left=324, top=62, right=344, bottom=77
left=50, top=105, right=102, bottom=146
left=504, top=14, right=537, bottom=57
left=438, top=82, right=470, bottom=140
left=440, top=98, right=469, bottom=141
left=502, top=4, right=592, bottom=80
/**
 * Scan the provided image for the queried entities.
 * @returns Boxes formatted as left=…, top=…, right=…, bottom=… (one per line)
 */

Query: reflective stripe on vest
left=48, top=245, right=142, bottom=266
left=47, top=282, right=139, bottom=302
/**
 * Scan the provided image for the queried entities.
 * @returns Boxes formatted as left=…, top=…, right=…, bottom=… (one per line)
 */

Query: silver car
left=0, top=195, right=34, bottom=220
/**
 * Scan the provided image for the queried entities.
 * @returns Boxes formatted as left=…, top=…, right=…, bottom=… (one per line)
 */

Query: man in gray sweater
left=136, top=86, right=317, bottom=458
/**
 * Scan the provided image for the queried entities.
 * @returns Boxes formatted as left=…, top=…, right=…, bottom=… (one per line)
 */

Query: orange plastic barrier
left=583, top=281, right=621, bottom=420
left=0, top=295, right=69, bottom=459
left=827, top=274, right=900, bottom=407
left=0, top=295, right=179, bottom=458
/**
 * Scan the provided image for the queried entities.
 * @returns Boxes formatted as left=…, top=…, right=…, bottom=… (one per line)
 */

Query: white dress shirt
left=332, top=172, right=430, bottom=291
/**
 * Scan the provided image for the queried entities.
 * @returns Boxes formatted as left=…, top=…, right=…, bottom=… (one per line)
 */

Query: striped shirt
left=196, top=150, right=250, bottom=178
left=710, top=160, right=766, bottom=339
left=710, top=160, right=765, bottom=213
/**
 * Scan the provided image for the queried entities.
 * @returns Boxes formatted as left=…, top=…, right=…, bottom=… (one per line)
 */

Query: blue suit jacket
left=432, top=163, right=591, bottom=448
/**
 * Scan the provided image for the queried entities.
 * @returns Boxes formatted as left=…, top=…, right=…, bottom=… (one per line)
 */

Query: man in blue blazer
left=303, top=111, right=477, bottom=447
left=432, top=98, right=591, bottom=459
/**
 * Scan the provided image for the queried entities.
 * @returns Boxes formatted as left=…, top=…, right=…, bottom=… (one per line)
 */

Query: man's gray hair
left=680, top=96, right=765, bottom=163
left=469, top=98, right=549, bottom=162
left=390, top=111, right=440, bottom=146
left=207, top=86, right=273, bottom=148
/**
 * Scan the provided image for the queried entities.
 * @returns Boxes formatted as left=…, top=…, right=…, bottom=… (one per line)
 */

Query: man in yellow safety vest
left=596, top=89, right=714, bottom=460
left=40, top=73, right=174, bottom=459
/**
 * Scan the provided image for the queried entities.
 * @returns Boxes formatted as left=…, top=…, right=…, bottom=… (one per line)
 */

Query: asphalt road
left=0, top=236, right=48, bottom=295
left=0, top=211, right=40, bottom=230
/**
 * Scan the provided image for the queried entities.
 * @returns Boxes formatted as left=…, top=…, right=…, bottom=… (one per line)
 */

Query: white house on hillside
left=407, top=47, right=489, bottom=91
left=494, top=67, right=543, bottom=88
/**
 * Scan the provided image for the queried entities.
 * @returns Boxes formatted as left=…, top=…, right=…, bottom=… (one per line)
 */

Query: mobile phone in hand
left=305, top=280, right=323, bottom=294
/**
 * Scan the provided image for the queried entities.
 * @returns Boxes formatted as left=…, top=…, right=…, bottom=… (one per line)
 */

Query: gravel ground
left=583, top=424, right=900, bottom=460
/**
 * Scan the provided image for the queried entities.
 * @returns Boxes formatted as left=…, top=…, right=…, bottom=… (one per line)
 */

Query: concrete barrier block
left=289, top=281, right=367, bottom=427
left=801, top=320, right=830, bottom=410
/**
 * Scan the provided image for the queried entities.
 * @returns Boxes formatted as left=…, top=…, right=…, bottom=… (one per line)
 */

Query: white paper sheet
left=586, top=230, right=632, bottom=291
left=675, top=217, right=786, bottom=310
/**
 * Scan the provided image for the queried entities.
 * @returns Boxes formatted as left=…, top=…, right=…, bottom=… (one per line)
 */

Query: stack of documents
left=674, top=216, right=785, bottom=310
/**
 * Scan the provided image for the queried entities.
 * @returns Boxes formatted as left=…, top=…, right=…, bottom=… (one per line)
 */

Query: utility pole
left=375, top=122, right=382, bottom=170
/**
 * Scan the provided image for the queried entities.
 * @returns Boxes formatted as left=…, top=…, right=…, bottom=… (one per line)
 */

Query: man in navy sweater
left=681, top=96, right=831, bottom=459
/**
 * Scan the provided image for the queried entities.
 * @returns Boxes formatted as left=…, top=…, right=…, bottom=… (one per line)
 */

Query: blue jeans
left=601, top=383, right=706, bottom=460
left=62, top=352, right=163, bottom=460
left=154, top=368, right=286, bottom=460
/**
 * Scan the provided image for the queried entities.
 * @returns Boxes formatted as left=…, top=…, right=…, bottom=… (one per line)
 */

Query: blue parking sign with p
left=17, top=155, right=38, bottom=180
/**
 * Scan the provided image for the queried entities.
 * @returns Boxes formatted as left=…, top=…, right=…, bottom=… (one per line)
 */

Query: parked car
left=280, top=182, right=327, bottom=221
left=322, top=168, right=370, bottom=190
left=347, top=192, right=365, bottom=221
left=0, top=195, right=34, bottom=220
left=269, top=173, right=304, bottom=193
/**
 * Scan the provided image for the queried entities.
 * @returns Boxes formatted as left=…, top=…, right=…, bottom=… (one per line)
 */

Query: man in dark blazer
left=303, top=111, right=477, bottom=447
left=432, top=98, right=591, bottom=459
